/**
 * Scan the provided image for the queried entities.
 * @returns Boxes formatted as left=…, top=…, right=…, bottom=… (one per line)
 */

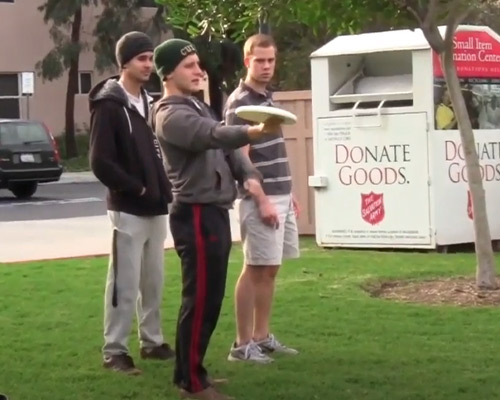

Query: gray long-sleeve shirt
left=151, top=95, right=261, bottom=208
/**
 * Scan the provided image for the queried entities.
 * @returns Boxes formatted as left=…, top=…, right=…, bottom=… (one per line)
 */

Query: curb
left=1, top=240, right=244, bottom=264
left=45, top=172, right=98, bottom=185
left=3, top=252, right=109, bottom=265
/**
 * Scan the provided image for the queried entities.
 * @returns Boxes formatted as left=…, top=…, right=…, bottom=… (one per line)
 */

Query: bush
left=55, top=133, right=90, bottom=172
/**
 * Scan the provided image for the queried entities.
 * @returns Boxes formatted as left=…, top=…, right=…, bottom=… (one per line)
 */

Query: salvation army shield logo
left=467, top=190, right=473, bottom=220
left=361, top=192, right=385, bottom=225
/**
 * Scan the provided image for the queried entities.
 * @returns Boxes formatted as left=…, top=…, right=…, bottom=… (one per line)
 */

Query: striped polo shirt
left=224, top=81, right=292, bottom=196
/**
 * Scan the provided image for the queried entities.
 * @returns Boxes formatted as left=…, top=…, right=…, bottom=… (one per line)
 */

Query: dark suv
left=0, top=119, right=63, bottom=199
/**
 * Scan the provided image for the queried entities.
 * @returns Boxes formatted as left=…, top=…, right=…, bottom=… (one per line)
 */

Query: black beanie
left=115, top=31, right=154, bottom=67
left=154, top=39, right=197, bottom=80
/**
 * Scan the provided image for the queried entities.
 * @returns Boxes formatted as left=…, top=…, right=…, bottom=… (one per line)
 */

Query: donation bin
left=308, top=25, right=500, bottom=250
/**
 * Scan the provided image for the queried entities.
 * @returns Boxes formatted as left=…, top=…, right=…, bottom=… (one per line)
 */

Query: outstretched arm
left=158, top=104, right=277, bottom=152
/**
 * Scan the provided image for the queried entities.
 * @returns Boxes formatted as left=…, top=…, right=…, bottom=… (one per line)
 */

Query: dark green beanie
left=154, top=39, right=198, bottom=80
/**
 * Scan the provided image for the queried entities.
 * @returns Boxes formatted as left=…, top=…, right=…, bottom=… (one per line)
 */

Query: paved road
left=0, top=182, right=106, bottom=222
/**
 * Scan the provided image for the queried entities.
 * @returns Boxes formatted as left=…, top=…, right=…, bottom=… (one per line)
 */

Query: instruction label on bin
left=315, top=113, right=432, bottom=246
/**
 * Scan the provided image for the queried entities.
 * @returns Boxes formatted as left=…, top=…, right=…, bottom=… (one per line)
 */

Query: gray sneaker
left=256, top=334, right=299, bottom=355
left=227, top=340, right=273, bottom=363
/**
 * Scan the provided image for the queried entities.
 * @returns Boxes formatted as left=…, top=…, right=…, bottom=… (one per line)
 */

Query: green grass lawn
left=1, top=238, right=500, bottom=400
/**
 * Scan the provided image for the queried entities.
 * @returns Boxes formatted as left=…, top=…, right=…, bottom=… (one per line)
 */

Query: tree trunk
left=64, top=6, right=82, bottom=159
left=441, top=50, right=497, bottom=289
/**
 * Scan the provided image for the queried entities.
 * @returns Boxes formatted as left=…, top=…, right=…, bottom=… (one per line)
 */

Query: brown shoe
left=179, top=387, right=234, bottom=400
left=103, top=354, right=142, bottom=376
left=140, top=343, right=175, bottom=360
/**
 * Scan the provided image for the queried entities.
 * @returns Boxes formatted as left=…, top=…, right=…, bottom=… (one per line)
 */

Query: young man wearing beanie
left=223, top=34, right=300, bottom=364
left=88, top=31, right=175, bottom=376
left=150, top=38, right=281, bottom=400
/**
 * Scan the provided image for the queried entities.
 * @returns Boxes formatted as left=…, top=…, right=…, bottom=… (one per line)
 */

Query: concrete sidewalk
left=0, top=212, right=241, bottom=264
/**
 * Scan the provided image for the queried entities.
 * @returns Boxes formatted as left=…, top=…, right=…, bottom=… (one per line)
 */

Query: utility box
left=308, top=25, right=500, bottom=250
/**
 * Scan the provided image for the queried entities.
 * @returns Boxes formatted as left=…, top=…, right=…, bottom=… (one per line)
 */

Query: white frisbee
left=235, top=105, right=297, bottom=125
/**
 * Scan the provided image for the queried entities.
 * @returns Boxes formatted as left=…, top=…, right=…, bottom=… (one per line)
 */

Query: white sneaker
left=255, top=334, right=299, bottom=355
left=227, top=340, right=274, bottom=363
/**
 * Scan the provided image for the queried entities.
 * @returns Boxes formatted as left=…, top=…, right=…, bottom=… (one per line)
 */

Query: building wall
left=0, top=0, right=169, bottom=135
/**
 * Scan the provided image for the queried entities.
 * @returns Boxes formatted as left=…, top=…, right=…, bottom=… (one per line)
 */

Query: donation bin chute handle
left=351, top=99, right=385, bottom=128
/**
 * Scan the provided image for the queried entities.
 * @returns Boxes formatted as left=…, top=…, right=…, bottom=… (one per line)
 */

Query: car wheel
left=10, top=182, right=38, bottom=199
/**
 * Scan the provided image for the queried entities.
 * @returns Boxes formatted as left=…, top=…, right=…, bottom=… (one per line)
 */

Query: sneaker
left=103, top=354, right=142, bottom=375
left=227, top=340, right=273, bottom=363
left=140, top=343, right=175, bottom=360
left=255, top=334, right=299, bottom=355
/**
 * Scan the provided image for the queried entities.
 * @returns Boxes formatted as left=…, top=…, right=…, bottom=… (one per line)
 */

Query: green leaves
left=153, top=0, right=411, bottom=91
left=36, top=1, right=85, bottom=81
left=38, top=0, right=169, bottom=76
left=35, top=38, right=84, bottom=82
left=158, top=0, right=405, bottom=46
left=35, top=50, right=64, bottom=81
left=38, top=0, right=97, bottom=25
left=92, top=0, right=169, bottom=72
left=92, top=2, right=143, bottom=71
left=36, top=0, right=96, bottom=80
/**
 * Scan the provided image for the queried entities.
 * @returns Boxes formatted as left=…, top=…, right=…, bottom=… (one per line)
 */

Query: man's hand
left=258, top=198, right=279, bottom=228
left=292, top=194, right=300, bottom=219
left=261, top=116, right=284, bottom=133
left=243, top=178, right=279, bottom=228
left=247, top=116, right=283, bottom=140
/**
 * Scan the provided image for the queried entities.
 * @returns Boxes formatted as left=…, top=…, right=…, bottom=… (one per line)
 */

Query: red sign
left=361, top=192, right=385, bottom=225
left=433, top=30, right=500, bottom=78
left=467, top=190, right=474, bottom=220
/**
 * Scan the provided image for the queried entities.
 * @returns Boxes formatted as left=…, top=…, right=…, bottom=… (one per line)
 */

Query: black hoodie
left=88, top=77, right=172, bottom=216
left=150, top=95, right=261, bottom=209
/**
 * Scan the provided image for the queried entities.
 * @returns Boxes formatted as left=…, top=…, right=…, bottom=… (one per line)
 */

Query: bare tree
left=395, top=0, right=497, bottom=289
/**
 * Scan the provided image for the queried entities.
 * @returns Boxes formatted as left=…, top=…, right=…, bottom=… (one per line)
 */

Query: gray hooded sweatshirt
left=151, top=95, right=261, bottom=209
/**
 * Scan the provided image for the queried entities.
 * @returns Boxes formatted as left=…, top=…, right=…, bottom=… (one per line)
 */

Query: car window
left=0, top=122, right=49, bottom=145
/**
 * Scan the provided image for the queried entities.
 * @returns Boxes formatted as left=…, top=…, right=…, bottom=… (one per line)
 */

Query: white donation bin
left=308, top=25, right=500, bottom=250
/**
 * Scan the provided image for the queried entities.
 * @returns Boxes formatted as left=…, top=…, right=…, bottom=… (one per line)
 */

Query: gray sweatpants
left=102, top=211, right=167, bottom=357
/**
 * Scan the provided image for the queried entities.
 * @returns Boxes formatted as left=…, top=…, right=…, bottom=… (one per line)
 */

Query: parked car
left=0, top=119, right=63, bottom=199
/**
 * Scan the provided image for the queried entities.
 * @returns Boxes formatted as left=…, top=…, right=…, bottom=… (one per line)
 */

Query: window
left=0, top=74, right=20, bottom=119
left=78, top=72, right=92, bottom=94
left=0, top=122, right=49, bottom=146
left=0, top=74, right=19, bottom=96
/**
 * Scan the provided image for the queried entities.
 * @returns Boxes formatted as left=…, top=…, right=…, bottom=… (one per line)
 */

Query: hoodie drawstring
left=123, top=106, right=132, bottom=135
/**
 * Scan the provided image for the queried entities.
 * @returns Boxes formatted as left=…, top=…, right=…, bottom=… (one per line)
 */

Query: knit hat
left=115, top=31, right=154, bottom=67
left=154, top=39, right=198, bottom=80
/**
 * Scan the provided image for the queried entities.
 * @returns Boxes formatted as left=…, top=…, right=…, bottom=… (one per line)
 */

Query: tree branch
left=407, top=6, right=424, bottom=25
left=444, top=0, right=472, bottom=50
left=456, top=4, right=475, bottom=24
left=415, top=0, right=444, bottom=53
left=424, top=0, right=439, bottom=30
left=395, top=0, right=425, bottom=25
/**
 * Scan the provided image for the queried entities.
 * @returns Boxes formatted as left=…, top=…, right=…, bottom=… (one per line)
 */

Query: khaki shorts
left=235, top=194, right=300, bottom=266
